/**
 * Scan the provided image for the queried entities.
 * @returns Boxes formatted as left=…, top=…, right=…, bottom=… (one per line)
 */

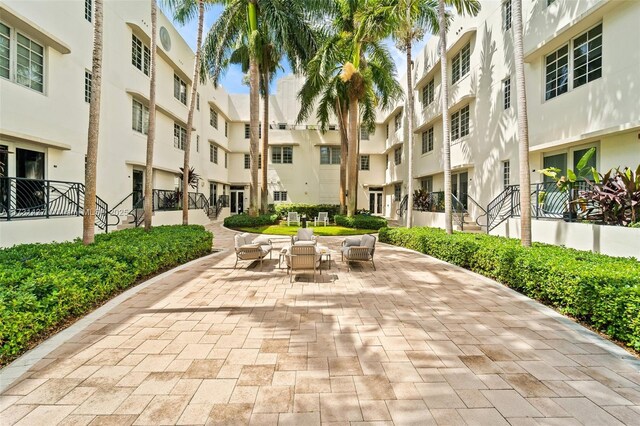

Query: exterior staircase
left=455, top=212, right=483, bottom=233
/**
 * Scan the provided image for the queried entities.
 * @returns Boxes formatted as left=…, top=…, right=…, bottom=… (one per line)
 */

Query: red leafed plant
left=579, top=165, right=640, bottom=226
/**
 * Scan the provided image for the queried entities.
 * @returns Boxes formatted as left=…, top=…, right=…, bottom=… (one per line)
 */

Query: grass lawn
left=233, top=224, right=378, bottom=236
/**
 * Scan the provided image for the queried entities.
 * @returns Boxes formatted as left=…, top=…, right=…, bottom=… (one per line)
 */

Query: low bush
left=378, top=226, right=640, bottom=351
left=334, top=214, right=388, bottom=230
left=0, top=225, right=213, bottom=365
left=274, top=203, right=341, bottom=221
left=224, top=213, right=279, bottom=228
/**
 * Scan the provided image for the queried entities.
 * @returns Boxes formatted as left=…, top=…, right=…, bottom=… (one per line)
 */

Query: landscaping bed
left=231, top=224, right=378, bottom=236
left=378, top=226, right=640, bottom=351
left=0, top=225, right=213, bottom=366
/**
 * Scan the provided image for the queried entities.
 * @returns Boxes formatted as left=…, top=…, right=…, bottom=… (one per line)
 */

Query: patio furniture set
left=286, top=211, right=329, bottom=227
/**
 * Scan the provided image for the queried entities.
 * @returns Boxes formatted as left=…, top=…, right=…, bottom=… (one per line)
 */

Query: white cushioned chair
left=285, top=244, right=321, bottom=282
left=291, top=228, right=317, bottom=246
left=341, top=234, right=376, bottom=271
left=287, top=211, right=300, bottom=226
left=314, top=211, right=329, bottom=226
left=234, top=233, right=272, bottom=269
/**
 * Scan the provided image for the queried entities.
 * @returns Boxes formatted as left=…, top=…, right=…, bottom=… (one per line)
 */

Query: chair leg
left=371, top=259, right=376, bottom=271
left=234, top=257, right=238, bottom=268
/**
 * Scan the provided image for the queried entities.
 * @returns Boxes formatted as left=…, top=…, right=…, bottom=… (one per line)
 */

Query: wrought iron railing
left=451, top=194, right=467, bottom=230
left=0, top=177, right=108, bottom=230
left=397, top=194, right=409, bottom=218
left=413, top=191, right=445, bottom=213
left=208, top=195, right=229, bottom=219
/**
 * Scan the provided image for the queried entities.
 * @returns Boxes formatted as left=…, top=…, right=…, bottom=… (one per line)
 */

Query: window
left=421, top=177, right=433, bottom=192
left=503, top=160, right=510, bottom=188
left=196, top=135, right=200, bottom=152
left=422, top=79, right=434, bottom=108
left=273, top=191, right=288, bottom=202
left=320, top=147, right=340, bottom=165
left=210, top=108, right=218, bottom=129
left=360, top=127, right=369, bottom=141
left=503, top=0, right=512, bottom=31
left=545, top=45, right=569, bottom=100
left=573, top=147, right=597, bottom=171
left=421, top=127, right=434, bottom=154
left=210, top=145, right=218, bottom=164
left=272, top=146, right=292, bottom=164
left=503, top=77, right=511, bottom=109
left=394, top=112, right=402, bottom=132
left=359, top=155, right=370, bottom=171
left=225, top=121, right=228, bottom=137
left=174, top=74, right=187, bottom=105
left=0, top=23, right=9, bottom=79
left=547, top=0, right=556, bottom=5
left=244, top=123, right=261, bottom=138
left=132, top=34, right=150, bottom=76
left=573, top=24, right=602, bottom=88
left=174, top=123, right=187, bottom=150
left=451, top=105, right=470, bottom=141
left=84, top=70, right=92, bottom=103
left=224, top=152, right=228, bottom=168
left=244, top=153, right=261, bottom=169
left=394, top=184, right=402, bottom=201
left=132, top=100, right=149, bottom=134
left=85, top=0, right=92, bottom=22
left=394, top=147, right=402, bottom=165
left=15, top=33, right=44, bottom=92
left=329, top=124, right=337, bottom=131
left=196, top=93, right=200, bottom=110
left=452, top=43, right=470, bottom=84
left=277, top=123, right=287, bottom=130
left=386, top=154, right=389, bottom=169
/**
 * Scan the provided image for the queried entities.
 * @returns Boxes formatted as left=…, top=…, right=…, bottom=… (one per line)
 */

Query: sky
left=163, top=4, right=431, bottom=94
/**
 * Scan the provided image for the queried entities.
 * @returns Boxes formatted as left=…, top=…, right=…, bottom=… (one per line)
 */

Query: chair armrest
left=346, top=246, right=371, bottom=260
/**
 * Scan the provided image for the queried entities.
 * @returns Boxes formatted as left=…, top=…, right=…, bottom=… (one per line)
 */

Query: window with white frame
left=132, top=100, right=149, bottom=134
left=394, top=112, right=402, bottom=131
left=244, top=123, right=261, bottom=138
left=386, top=154, right=389, bottom=169
left=503, top=160, right=510, bottom=188
left=244, top=153, right=261, bottom=169
left=451, top=105, right=470, bottom=141
left=0, top=23, right=9, bottom=79
left=394, top=184, right=402, bottom=201
left=174, top=123, right=187, bottom=150
left=196, top=93, right=200, bottom=110
left=422, top=79, right=434, bottom=108
left=452, top=43, right=470, bottom=84
left=174, top=74, right=187, bottom=105
left=15, top=33, right=44, bottom=92
left=272, top=146, right=292, bottom=164
left=85, top=0, right=92, bottom=22
left=421, top=127, right=434, bottom=154
left=84, top=70, right=92, bottom=103
left=573, top=24, right=602, bottom=88
left=273, top=191, right=288, bottom=202
left=360, top=127, right=369, bottom=141
left=211, top=145, right=218, bottom=164
left=359, top=155, right=370, bottom=171
left=545, top=45, right=569, bottom=100
left=224, top=152, right=228, bottom=168
left=131, top=34, right=150, bottom=76
left=421, top=176, right=433, bottom=192
left=394, top=147, right=402, bottom=165
left=320, top=147, right=340, bottom=165
left=503, top=76, right=511, bottom=109
left=224, top=121, right=228, bottom=137
left=210, top=108, right=218, bottom=129
left=502, top=0, right=512, bottom=31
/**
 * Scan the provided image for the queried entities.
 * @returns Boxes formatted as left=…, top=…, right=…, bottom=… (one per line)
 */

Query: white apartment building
left=1, top=0, right=639, bottom=252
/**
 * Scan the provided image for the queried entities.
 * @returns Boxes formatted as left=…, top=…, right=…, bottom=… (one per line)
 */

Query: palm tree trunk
left=83, top=0, right=103, bottom=245
left=405, top=37, right=414, bottom=228
left=438, top=0, right=453, bottom=234
left=182, top=0, right=205, bottom=225
left=338, top=101, right=348, bottom=215
left=513, top=0, right=531, bottom=247
left=347, top=96, right=358, bottom=217
left=248, top=55, right=260, bottom=217
left=261, top=72, right=269, bottom=214
left=144, top=0, right=157, bottom=231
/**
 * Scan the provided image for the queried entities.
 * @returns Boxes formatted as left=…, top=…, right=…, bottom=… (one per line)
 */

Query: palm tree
left=513, top=0, right=531, bottom=246
left=437, top=0, right=479, bottom=234
left=144, top=0, right=158, bottom=231
left=83, top=0, right=104, bottom=245
left=202, top=0, right=317, bottom=217
left=390, top=0, right=440, bottom=228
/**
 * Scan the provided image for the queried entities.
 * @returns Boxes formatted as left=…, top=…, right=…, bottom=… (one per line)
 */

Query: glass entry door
left=369, top=189, right=383, bottom=214
left=16, top=148, right=45, bottom=210
left=230, top=189, right=244, bottom=214
left=210, top=182, right=217, bottom=206
left=132, top=170, right=144, bottom=206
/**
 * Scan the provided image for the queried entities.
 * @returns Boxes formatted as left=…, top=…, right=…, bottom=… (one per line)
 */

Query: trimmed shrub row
left=274, top=203, right=341, bottom=220
left=378, top=226, right=640, bottom=350
left=335, top=214, right=388, bottom=230
left=0, top=225, right=213, bottom=365
left=223, top=213, right=279, bottom=228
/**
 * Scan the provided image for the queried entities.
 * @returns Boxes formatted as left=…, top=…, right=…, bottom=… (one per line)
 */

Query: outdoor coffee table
left=316, top=245, right=331, bottom=271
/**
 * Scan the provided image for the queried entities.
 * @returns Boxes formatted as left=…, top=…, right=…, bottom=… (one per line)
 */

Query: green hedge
left=334, top=214, right=388, bottom=230
left=274, top=203, right=341, bottom=221
left=378, top=226, right=640, bottom=350
left=0, top=225, right=213, bottom=365
left=224, top=213, right=279, bottom=228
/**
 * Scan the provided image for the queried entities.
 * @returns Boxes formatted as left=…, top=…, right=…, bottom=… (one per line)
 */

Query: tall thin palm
left=144, top=0, right=158, bottom=231
left=163, top=0, right=207, bottom=225
left=513, top=0, right=531, bottom=246
left=83, top=0, right=104, bottom=244
left=437, top=0, right=479, bottom=234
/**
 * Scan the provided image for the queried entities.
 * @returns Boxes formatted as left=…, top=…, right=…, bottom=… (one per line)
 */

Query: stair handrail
left=486, top=185, right=518, bottom=232
left=397, top=194, right=409, bottom=218
left=465, top=194, right=488, bottom=229
left=451, top=194, right=467, bottom=231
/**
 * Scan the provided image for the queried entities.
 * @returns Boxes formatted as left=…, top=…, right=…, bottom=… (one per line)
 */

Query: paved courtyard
left=1, top=223, right=639, bottom=425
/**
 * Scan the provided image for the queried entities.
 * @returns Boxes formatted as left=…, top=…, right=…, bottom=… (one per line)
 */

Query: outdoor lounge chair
left=341, top=234, right=376, bottom=271
left=234, top=233, right=272, bottom=269
left=314, top=211, right=329, bottom=226
left=287, top=211, right=300, bottom=226
left=285, top=244, right=321, bottom=282
left=291, top=228, right=317, bottom=245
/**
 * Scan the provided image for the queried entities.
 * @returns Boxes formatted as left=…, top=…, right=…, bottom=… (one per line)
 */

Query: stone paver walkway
left=1, top=222, right=639, bottom=425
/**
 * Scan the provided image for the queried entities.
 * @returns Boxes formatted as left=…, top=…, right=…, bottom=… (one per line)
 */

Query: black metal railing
left=208, top=195, right=229, bottom=219
left=451, top=194, right=467, bottom=230
left=413, top=191, right=445, bottom=213
left=397, top=194, right=409, bottom=217
left=466, top=194, right=488, bottom=228
left=486, top=186, right=518, bottom=232
left=0, top=177, right=108, bottom=230
left=152, top=189, right=209, bottom=212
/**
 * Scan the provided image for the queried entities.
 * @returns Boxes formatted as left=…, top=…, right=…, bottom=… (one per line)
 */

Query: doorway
left=230, top=186, right=244, bottom=214
left=132, top=170, right=144, bottom=206
left=0, top=145, right=7, bottom=214
left=210, top=182, right=217, bottom=206
left=452, top=172, right=468, bottom=209
left=16, top=148, right=45, bottom=210
left=368, top=188, right=383, bottom=215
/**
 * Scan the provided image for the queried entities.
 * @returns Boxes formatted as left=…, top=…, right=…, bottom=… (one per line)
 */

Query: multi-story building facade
left=1, top=0, right=639, bottom=251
